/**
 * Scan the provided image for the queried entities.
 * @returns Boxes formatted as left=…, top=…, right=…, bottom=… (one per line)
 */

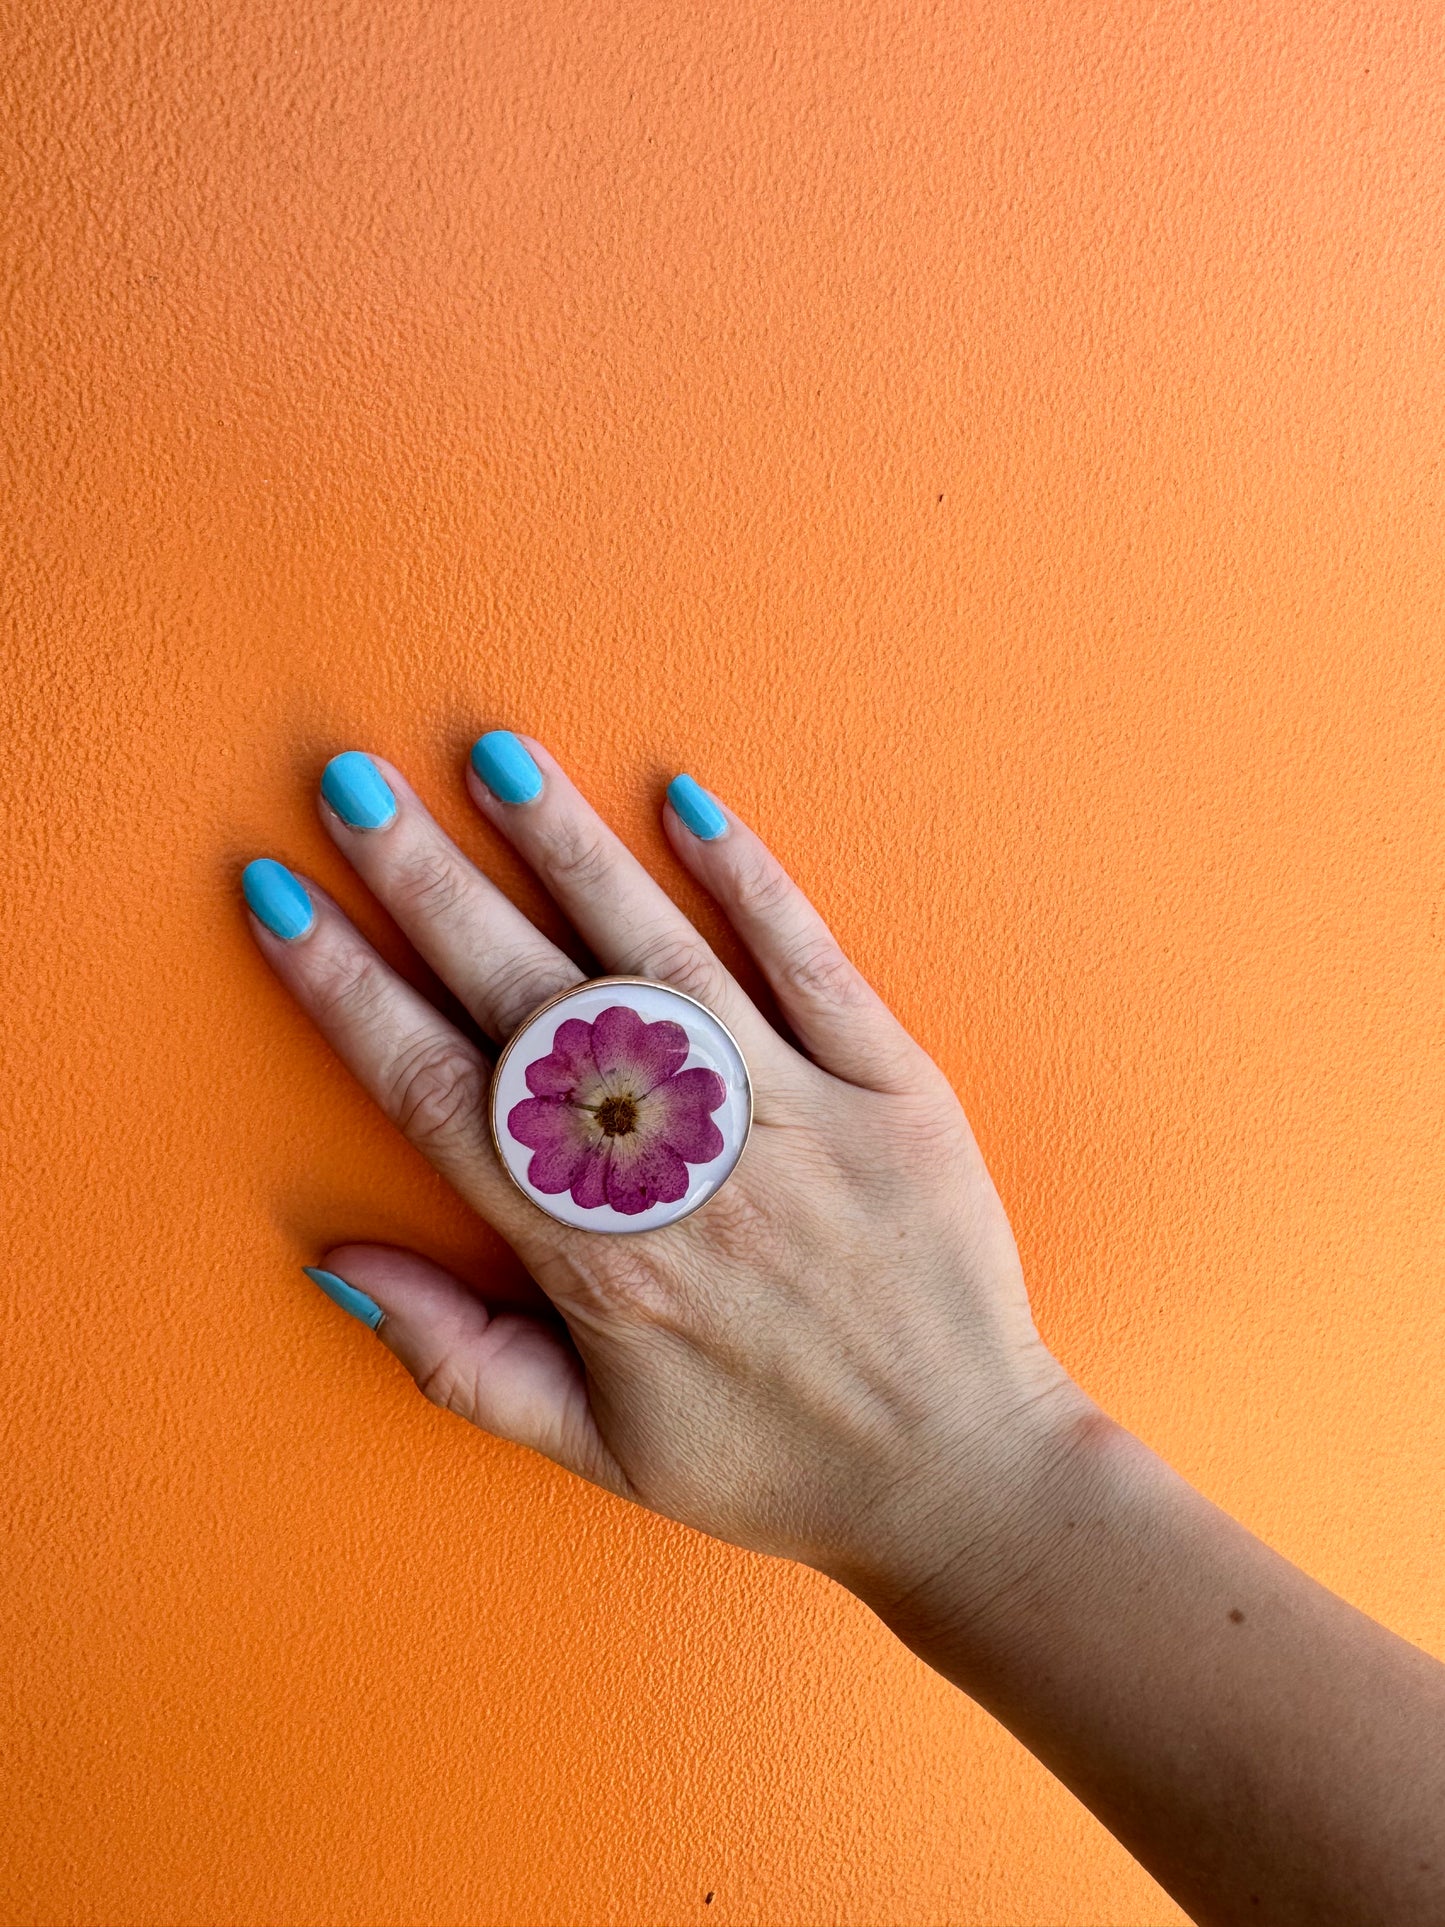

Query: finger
left=466, top=731, right=793, bottom=1084
left=315, top=750, right=584, bottom=1041
left=303, top=1244, right=630, bottom=1494
left=660, top=778, right=937, bottom=1095
left=242, top=858, right=525, bottom=1230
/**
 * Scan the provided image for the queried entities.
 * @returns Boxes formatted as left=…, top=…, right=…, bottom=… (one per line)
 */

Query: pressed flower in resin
left=506, top=1003, right=726, bottom=1215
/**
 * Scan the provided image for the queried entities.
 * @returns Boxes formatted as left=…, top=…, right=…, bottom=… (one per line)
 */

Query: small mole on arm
left=1228, top=1608, right=1246, bottom=1624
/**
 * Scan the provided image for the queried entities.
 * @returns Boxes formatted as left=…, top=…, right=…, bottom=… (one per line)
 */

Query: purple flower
left=506, top=1004, right=727, bottom=1216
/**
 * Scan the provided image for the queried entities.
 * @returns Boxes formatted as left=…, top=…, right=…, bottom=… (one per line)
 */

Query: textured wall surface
left=4, top=3, right=1444, bottom=1923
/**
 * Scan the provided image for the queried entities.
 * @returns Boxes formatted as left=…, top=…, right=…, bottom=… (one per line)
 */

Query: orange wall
left=5, top=4, right=1444, bottom=1923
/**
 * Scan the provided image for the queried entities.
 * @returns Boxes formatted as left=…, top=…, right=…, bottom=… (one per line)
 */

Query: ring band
left=488, top=975, right=753, bottom=1232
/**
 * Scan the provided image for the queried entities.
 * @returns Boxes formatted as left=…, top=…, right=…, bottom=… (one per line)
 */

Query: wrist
left=827, top=1374, right=1147, bottom=1671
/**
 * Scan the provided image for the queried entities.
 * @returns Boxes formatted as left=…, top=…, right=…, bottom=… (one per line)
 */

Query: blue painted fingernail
left=321, top=751, right=397, bottom=831
left=470, top=729, right=543, bottom=804
left=667, top=773, right=727, bottom=841
left=242, top=858, right=315, bottom=940
left=302, top=1266, right=386, bottom=1330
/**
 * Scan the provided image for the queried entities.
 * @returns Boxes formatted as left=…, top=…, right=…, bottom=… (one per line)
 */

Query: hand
left=243, top=736, right=1445, bottom=1927
left=242, top=735, right=1088, bottom=1610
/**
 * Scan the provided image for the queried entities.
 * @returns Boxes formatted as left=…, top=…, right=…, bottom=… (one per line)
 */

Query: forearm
left=847, top=1403, right=1445, bottom=1927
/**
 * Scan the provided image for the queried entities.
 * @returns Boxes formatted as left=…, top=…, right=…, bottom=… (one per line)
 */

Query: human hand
left=242, top=733, right=1445, bottom=1927
left=242, top=735, right=1090, bottom=1614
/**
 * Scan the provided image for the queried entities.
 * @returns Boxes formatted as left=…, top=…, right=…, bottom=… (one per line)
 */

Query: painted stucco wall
left=4, top=4, right=1443, bottom=1923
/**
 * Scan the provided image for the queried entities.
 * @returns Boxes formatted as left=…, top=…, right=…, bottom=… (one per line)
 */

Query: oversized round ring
left=488, top=976, right=753, bottom=1232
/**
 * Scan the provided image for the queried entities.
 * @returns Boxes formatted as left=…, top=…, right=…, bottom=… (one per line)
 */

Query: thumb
left=303, top=1243, right=631, bottom=1499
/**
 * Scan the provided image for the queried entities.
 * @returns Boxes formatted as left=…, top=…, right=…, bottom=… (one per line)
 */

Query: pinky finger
left=303, top=1244, right=633, bottom=1498
left=661, top=776, right=936, bottom=1096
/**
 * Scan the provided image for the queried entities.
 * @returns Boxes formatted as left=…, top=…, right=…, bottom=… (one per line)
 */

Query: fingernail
left=667, top=773, right=728, bottom=841
left=321, top=751, right=397, bottom=831
left=242, top=858, right=315, bottom=940
left=470, top=729, right=543, bottom=804
left=302, top=1266, right=386, bottom=1330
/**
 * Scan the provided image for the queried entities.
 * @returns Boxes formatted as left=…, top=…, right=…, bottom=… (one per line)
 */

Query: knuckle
left=629, top=927, right=725, bottom=1007
left=730, top=852, right=796, bottom=922
left=777, top=931, right=871, bottom=1008
left=873, top=1091, right=976, bottom=1188
left=543, top=1235, right=683, bottom=1331
left=689, top=1177, right=776, bottom=1273
left=388, top=1039, right=487, bottom=1152
left=309, top=945, right=392, bottom=1029
left=392, top=845, right=470, bottom=925
left=540, top=821, right=614, bottom=896
left=487, top=956, right=581, bottom=1035
left=414, top=1350, right=473, bottom=1416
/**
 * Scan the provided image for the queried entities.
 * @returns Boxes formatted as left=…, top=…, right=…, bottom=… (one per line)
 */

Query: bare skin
left=244, top=735, right=1445, bottom=1927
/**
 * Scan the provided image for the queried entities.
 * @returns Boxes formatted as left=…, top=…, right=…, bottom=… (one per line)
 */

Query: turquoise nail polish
left=242, top=858, right=315, bottom=940
left=470, top=729, right=543, bottom=804
left=667, top=773, right=727, bottom=841
left=302, top=1266, right=386, bottom=1330
left=321, top=751, right=397, bottom=831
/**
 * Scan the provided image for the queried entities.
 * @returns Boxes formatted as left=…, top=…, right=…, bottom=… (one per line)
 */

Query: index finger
left=240, top=859, right=539, bottom=1243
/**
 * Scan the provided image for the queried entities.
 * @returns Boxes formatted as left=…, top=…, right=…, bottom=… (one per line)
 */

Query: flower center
left=593, top=1093, right=639, bottom=1137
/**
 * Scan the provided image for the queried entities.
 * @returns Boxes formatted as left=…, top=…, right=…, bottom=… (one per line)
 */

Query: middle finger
left=466, top=731, right=794, bottom=1085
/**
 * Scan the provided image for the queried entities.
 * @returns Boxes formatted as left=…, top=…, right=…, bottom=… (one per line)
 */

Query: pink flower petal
left=506, top=1095, right=603, bottom=1195
left=512, top=1005, right=732, bottom=1217
left=570, top=1139, right=612, bottom=1209
left=590, top=1004, right=689, bottom=1094
left=603, top=1133, right=691, bottom=1214
left=524, top=1017, right=606, bottom=1104
left=636, top=1066, right=727, bottom=1164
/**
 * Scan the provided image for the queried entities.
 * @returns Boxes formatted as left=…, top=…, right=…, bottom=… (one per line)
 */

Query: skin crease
left=246, top=735, right=1445, bottom=1927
